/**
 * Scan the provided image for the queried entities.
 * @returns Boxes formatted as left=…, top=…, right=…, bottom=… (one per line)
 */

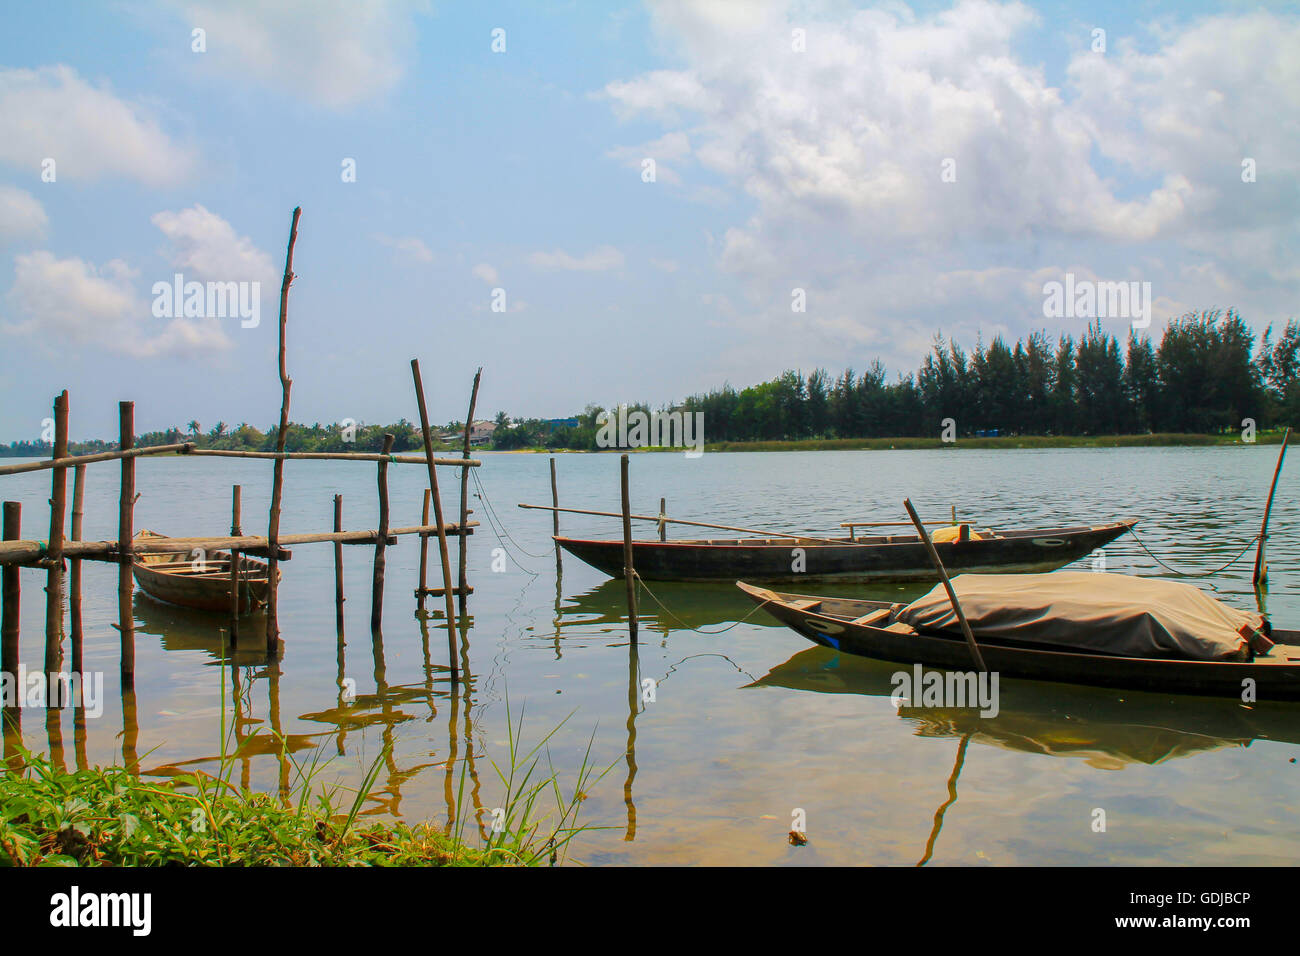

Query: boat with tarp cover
left=737, top=572, right=1300, bottom=699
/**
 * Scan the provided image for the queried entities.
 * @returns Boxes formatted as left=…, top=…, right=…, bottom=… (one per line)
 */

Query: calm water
left=3, top=446, right=1299, bottom=865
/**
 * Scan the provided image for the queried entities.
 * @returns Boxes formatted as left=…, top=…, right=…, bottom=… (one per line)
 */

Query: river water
left=2, top=445, right=1297, bottom=865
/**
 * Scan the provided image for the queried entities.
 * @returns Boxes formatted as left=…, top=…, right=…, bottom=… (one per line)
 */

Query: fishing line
left=632, top=571, right=774, bottom=635
left=1125, top=525, right=1261, bottom=578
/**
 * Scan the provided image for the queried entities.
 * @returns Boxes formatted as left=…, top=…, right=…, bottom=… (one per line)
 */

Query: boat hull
left=737, top=581, right=1300, bottom=700
left=558, top=521, right=1135, bottom=583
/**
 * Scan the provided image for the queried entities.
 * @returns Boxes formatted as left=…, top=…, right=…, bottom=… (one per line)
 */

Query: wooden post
left=903, top=498, right=986, bottom=672
left=118, top=401, right=136, bottom=685
left=2, top=502, right=20, bottom=694
left=333, top=494, right=345, bottom=635
left=417, top=488, right=431, bottom=610
left=1254, top=427, right=1290, bottom=587
left=69, top=464, right=85, bottom=675
left=550, top=457, right=562, bottom=574
left=266, top=205, right=301, bottom=655
left=621, top=454, right=638, bottom=643
left=229, top=484, right=241, bottom=645
left=658, top=497, right=667, bottom=542
left=457, top=368, right=482, bottom=616
left=45, top=390, right=69, bottom=679
left=410, top=358, right=459, bottom=682
left=371, top=434, right=395, bottom=634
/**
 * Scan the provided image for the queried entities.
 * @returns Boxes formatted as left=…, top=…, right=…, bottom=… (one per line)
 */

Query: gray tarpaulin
left=897, top=572, right=1269, bottom=661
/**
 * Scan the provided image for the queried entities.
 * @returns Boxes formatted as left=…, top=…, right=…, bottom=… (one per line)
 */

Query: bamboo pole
left=411, top=358, right=459, bottom=682
left=45, top=391, right=69, bottom=679
left=333, top=495, right=345, bottom=635
left=69, top=464, right=85, bottom=675
left=371, top=434, right=394, bottom=634
left=417, top=488, right=431, bottom=609
left=0, top=521, right=478, bottom=565
left=903, top=498, right=986, bottom=672
left=2, top=503, right=19, bottom=691
left=0, top=443, right=193, bottom=477
left=457, top=368, right=482, bottom=617
left=229, top=484, right=241, bottom=644
left=521, top=502, right=866, bottom=546
left=621, top=455, right=637, bottom=643
left=841, top=520, right=968, bottom=528
left=1253, top=426, right=1290, bottom=587
left=118, top=401, right=135, bottom=684
left=266, top=205, right=301, bottom=655
left=187, top=448, right=478, bottom=467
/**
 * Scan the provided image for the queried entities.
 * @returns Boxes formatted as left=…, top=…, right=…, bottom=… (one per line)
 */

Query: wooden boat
left=736, top=578, right=1300, bottom=699
left=132, top=530, right=280, bottom=613
left=557, top=519, right=1136, bottom=583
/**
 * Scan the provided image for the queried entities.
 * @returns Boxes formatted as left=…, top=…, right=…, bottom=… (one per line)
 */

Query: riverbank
left=489, top=432, right=1282, bottom=454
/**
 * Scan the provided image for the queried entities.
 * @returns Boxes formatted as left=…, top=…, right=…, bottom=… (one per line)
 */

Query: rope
left=471, top=470, right=553, bottom=559
left=1125, top=525, right=1261, bottom=578
left=632, top=571, right=773, bottom=634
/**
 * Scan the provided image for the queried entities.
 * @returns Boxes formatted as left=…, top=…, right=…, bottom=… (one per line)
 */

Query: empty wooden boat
left=558, top=519, right=1136, bottom=583
left=737, top=573, right=1300, bottom=699
left=132, top=529, right=279, bottom=613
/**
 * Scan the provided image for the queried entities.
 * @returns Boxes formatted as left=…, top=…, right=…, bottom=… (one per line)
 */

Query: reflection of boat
left=737, top=577, right=1300, bottom=699
left=557, top=520, right=1135, bottom=583
left=132, top=530, right=280, bottom=613
left=561, top=579, right=776, bottom=632
left=752, top=647, right=1300, bottom=767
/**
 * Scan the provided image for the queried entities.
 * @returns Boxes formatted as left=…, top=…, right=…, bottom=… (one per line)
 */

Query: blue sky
left=1, top=0, right=1297, bottom=441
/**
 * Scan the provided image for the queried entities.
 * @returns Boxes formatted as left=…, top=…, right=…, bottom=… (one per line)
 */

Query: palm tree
left=187, top=420, right=200, bottom=436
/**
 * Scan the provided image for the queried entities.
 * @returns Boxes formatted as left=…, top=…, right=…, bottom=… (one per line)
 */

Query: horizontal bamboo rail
left=841, top=520, right=963, bottom=528
left=0, top=443, right=194, bottom=476
left=0, top=521, right=478, bottom=566
left=187, top=449, right=479, bottom=467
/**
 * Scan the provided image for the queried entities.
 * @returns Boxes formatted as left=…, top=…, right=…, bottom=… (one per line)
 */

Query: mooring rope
left=466, top=473, right=540, bottom=577
left=632, top=571, right=774, bottom=635
left=1125, top=525, right=1261, bottom=578
left=470, top=470, right=553, bottom=560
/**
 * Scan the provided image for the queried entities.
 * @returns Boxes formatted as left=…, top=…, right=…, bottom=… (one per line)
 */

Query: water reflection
left=753, top=646, right=1300, bottom=766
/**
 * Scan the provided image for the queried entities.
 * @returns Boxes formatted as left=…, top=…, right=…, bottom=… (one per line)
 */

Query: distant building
left=468, top=420, right=497, bottom=446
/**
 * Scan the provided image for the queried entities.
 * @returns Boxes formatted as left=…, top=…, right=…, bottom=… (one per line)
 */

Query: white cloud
left=0, top=186, right=47, bottom=242
left=472, top=263, right=500, bottom=284
left=169, top=0, right=425, bottom=109
left=600, top=1, right=1300, bottom=376
left=0, top=65, right=194, bottom=185
left=3, top=250, right=232, bottom=357
left=374, top=233, right=433, bottom=263
left=151, top=204, right=277, bottom=283
left=528, top=246, right=625, bottom=271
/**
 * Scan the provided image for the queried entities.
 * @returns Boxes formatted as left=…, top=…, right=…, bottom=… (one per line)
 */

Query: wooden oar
left=1253, top=427, right=1290, bottom=588
left=518, top=502, right=865, bottom=546
left=903, top=498, right=987, bottom=673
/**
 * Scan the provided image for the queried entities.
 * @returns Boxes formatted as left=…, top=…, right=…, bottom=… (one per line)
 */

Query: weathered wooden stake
left=333, top=494, right=345, bottom=635
left=410, top=358, right=459, bottom=682
left=550, top=457, right=562, bottom=574
left=621, top=454, right=637, bottom=643
left=658, top=497, right=667, bottom=542
left=2, top=502, right=20, bottom=691
left=417, top=488, right=431, bottom=610
left=70, top=464, right=85, bottom=674
left=229, top=484, right=241, bottom=645
left=1254, top=427, right=1290, bottom=587
left=266, top=206, right=301, bottom=655
left=371, top=433, right=395, bottom=634
left=457, top=368, right=482, bottom=617
left=118, top=401, right=136, bottom=685
left=45, top=390, right=69, bottom=679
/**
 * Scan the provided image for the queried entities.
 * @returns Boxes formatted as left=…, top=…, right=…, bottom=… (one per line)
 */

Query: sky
left=0, top=0, right=1297, bottom=442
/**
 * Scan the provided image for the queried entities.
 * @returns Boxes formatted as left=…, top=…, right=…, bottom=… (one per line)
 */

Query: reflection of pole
left=121, top=685, right=139, bottom=775
left=624, top=639, right=640, bottom=841
left=1254, top=427, right=1290, bottom=587
left=268, top=661, right=289, bottom=804
left=916, top=733, right=971, bottom=866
